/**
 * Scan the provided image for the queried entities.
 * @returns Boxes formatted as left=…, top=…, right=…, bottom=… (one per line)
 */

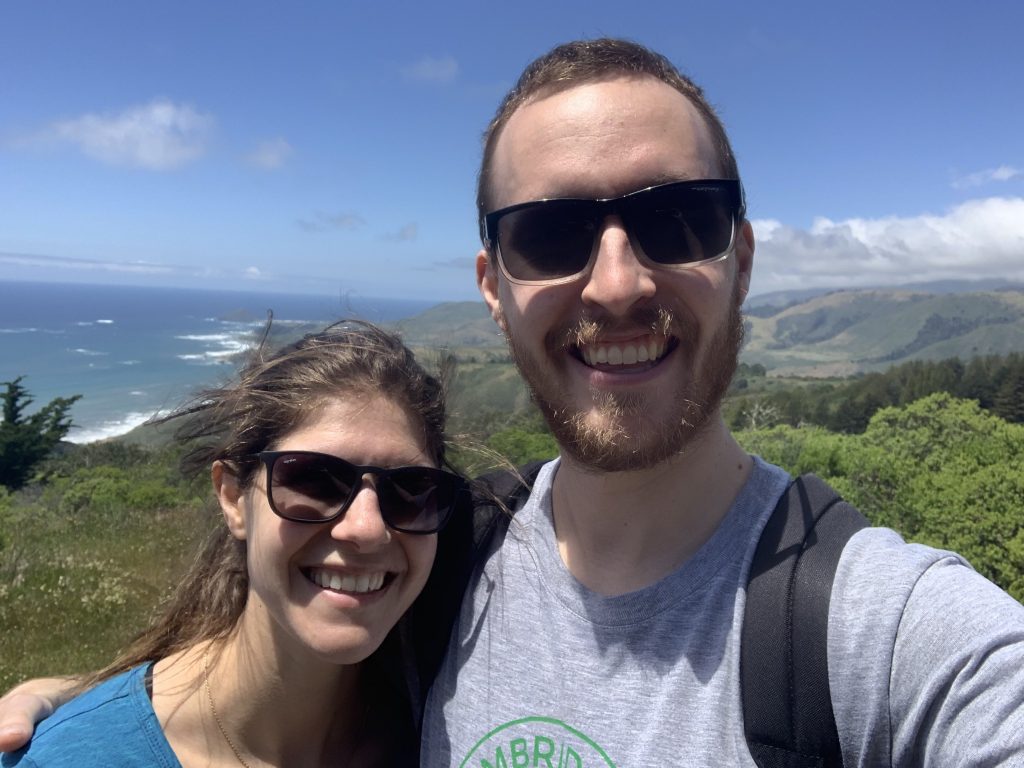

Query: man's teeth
left=308, top=569, right=385, bottom=594
left=581, top=338, right=666, bottom=367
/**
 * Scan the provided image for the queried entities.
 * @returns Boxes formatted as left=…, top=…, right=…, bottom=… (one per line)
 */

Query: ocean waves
left=173, top=331, right=253, bottom=364
left=66, top=411, right=157, bottom=444
left=1, top=281, right=436, bottom=443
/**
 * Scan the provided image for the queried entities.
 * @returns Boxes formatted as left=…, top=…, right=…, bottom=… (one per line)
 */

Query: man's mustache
left=551, top=305, right=690, bottom=351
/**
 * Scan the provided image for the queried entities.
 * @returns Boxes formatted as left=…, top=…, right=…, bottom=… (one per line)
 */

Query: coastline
left=1, top=280, right=440, bottom=444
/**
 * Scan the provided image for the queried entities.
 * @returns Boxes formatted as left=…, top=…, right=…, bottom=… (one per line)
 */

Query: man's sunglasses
left=481, top=179, right=745, bottom=286
left=253, top=450, right=468, bottom=534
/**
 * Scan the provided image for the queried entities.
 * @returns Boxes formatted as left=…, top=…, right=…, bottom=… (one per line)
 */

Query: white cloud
left=245, top=137, right=293, bottom=169
left=750, top=197, right=1024, bottom=295
left=385, top=222, right=418, bottom=242
left=402, top=55, right=458, bottom=84
left=296, top=211, right=366, bottom=232
left=0, top=251, right=287, bottom=286
left=43, top=99, right=213, bottom=170
left=0, top=251, right=177, bottom=276
left=952, top=165, right=1022, bottom=189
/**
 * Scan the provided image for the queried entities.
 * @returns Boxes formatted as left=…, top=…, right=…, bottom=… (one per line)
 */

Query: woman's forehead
left=276, top=395, right=432, bottom=468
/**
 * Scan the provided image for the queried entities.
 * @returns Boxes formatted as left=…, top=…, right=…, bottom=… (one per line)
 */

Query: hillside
left=743, top=288, right=1024, bottom=376
left=109, top=285, right=1024, bottom=448
left=392, top=286, right=1024, bottom=378
left=394, top=301, right=502, bottom=348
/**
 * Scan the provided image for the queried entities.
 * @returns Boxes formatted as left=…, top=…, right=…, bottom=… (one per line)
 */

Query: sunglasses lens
left=490, top=182, right=739, bottom=283
left=264, top=452, right=462, bottom=533
left=378, top=467, right=460, bottom=533
left=496, top=201, right=597, bottom=282
left=268, top=453, right=357, bottom=522
left=626, top=184, right=736, bottom=266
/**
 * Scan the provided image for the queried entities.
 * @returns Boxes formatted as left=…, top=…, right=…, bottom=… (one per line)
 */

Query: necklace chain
left=203, top=652, right=253, bottom=768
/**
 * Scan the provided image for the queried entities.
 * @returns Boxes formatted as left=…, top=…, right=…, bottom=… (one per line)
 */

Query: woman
left=0, top=321, right=469, bottom=767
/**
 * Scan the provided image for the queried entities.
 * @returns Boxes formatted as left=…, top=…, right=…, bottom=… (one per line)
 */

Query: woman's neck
left=153, top=635, right=365, bottom=767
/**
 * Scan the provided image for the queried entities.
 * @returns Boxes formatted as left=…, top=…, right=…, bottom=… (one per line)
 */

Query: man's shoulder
left=829, top=525, right=1024, bottom=763
left=836, top=527, right=972, bottom=600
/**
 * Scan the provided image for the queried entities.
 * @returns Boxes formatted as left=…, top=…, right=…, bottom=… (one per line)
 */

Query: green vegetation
left=0, top=442, right=211, bottom=690
left=740, top=394, right=1024, bottom=599
left=742, top=288, right=1024, bottom=376
left=3, top=333, right=1024, bottom=689
left=726, top=354, right=1024, bottom=433
left=1, top=378, right=81, bottom=490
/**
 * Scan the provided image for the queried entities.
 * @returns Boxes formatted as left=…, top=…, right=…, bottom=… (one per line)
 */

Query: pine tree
left=993, top=365, right=1024, bottom=424
left=0, top=377, right=82, bottom=490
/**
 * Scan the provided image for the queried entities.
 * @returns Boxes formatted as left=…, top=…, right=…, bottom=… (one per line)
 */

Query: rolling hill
left=743, top=288, right=1024, bottom=376
left=394, top=286, right=1024, bottom=379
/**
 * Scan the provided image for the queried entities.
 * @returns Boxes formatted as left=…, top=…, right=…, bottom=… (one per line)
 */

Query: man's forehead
left=489, top=75, right=719, bottom=206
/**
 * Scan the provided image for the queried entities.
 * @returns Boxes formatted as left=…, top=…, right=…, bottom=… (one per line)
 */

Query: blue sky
left=2, top=1, right=1022, bottom=301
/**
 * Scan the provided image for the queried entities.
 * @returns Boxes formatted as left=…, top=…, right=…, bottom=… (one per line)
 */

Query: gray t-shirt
left=422, top=457, right=1024, bottom=767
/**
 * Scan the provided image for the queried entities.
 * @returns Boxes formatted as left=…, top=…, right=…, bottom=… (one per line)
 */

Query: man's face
left=477, top=76, right=754, bottom=472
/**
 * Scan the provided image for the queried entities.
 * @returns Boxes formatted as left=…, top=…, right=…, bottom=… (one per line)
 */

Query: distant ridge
left=394, top=301, right=500, bottom=347
left=743, top=287, right=1024, bottom=376
left=746, top=278, right=1024, bottom=317
left=392, top=282, right=1024, bottom=379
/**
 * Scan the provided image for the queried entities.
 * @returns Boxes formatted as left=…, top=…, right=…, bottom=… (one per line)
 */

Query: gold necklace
left=203, top=652, right=253, bottom=768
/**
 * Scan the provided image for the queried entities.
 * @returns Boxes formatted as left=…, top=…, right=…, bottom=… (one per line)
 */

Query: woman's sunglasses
left=253, top=450, right=467, bottom=534
left=481, top=179, right=745, bottom=286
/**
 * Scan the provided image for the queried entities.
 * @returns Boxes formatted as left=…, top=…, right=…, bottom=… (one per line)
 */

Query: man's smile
left=576, top=333, right=671, bottom=369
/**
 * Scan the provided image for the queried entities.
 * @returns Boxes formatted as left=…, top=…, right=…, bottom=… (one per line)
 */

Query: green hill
left=743, top=289, right=1024, bottom=376
left=108, top=286, right=1024, bottom=449
left=394, top=301, right=501, bottom=348
left=392, top=287, right=1024, bottom=379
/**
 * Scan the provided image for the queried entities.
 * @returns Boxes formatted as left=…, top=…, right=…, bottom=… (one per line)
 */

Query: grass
left=0, top=483, right=213, bottom=690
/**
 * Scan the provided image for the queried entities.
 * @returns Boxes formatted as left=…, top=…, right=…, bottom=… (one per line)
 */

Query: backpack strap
left=410, top=460, right=546, bottom=702
left=741, top=473, right=869, bottom=768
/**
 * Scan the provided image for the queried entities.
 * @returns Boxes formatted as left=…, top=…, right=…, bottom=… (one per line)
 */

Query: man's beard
left=503, top=281, right=745, bottom=473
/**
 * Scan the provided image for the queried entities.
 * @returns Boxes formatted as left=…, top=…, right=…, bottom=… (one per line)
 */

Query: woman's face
left=217, top=394, right=438, bottom=666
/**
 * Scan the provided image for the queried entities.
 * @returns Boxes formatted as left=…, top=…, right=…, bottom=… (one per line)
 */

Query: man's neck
left=551, top=418, right=752, bottom=596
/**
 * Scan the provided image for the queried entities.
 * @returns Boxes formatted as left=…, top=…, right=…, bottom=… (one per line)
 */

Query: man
left=418, top=39, right=1024, bottom=766
left=3, top=38, right=1024, bottom=767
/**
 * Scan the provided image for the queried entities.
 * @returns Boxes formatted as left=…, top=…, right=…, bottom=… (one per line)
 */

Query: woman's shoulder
left=1, top=664, right=180, bottom=767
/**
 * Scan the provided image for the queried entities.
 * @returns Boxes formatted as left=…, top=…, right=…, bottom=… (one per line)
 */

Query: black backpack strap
left=742, top=473, right=869, bottom=768
left=471, top=459, right=546, bottom=549
left=410, top=460, right=545, bottom=703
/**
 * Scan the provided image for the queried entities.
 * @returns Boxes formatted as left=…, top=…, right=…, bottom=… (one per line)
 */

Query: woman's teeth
left=307, top=568, right=385, bottom=593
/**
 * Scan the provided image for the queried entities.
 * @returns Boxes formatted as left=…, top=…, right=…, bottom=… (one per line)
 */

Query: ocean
left=0, top=281, right=436, bottom=443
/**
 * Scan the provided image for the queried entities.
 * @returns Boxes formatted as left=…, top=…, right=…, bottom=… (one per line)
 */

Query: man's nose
left=329, top=479, right=390, bottom=549
left=579, top=216, right=657, bottom=316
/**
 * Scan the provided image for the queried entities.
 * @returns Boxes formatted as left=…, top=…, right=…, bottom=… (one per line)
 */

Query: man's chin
left=544, top=395, right=713, bottom=473
left=502, top=286, right=744, bottom=473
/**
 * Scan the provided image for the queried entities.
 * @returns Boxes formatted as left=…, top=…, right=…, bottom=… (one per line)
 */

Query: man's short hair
left=476, top=38, right=742, bottom=222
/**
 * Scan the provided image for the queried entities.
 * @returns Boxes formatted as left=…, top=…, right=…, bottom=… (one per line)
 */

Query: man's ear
left=476, top=249, right=507, bottom=332
left=212, top=461, right=247, bottom=541
left=735, top=220, right=755, bottom=303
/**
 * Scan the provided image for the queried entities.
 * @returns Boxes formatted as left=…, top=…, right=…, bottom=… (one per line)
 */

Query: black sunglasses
left=481, top=179, right=745, bottom=286
left=253, top=450, right=467, bottom=534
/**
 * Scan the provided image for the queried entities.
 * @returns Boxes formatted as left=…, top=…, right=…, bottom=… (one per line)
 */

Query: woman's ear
left=212, top=461, right=247, bottom=541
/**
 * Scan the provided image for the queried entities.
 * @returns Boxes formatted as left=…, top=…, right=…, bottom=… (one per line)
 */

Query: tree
left=742, top=399, right=781, bottom=430
left=0, top=377, right=81, bottom=490
left=487, top=426, right=559, bottom=466
left=841, top=394, right=1024, bottom=599
left=739, top=394, right=1024, bottom=600
left=993, top=361, right=1024, bottom=424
